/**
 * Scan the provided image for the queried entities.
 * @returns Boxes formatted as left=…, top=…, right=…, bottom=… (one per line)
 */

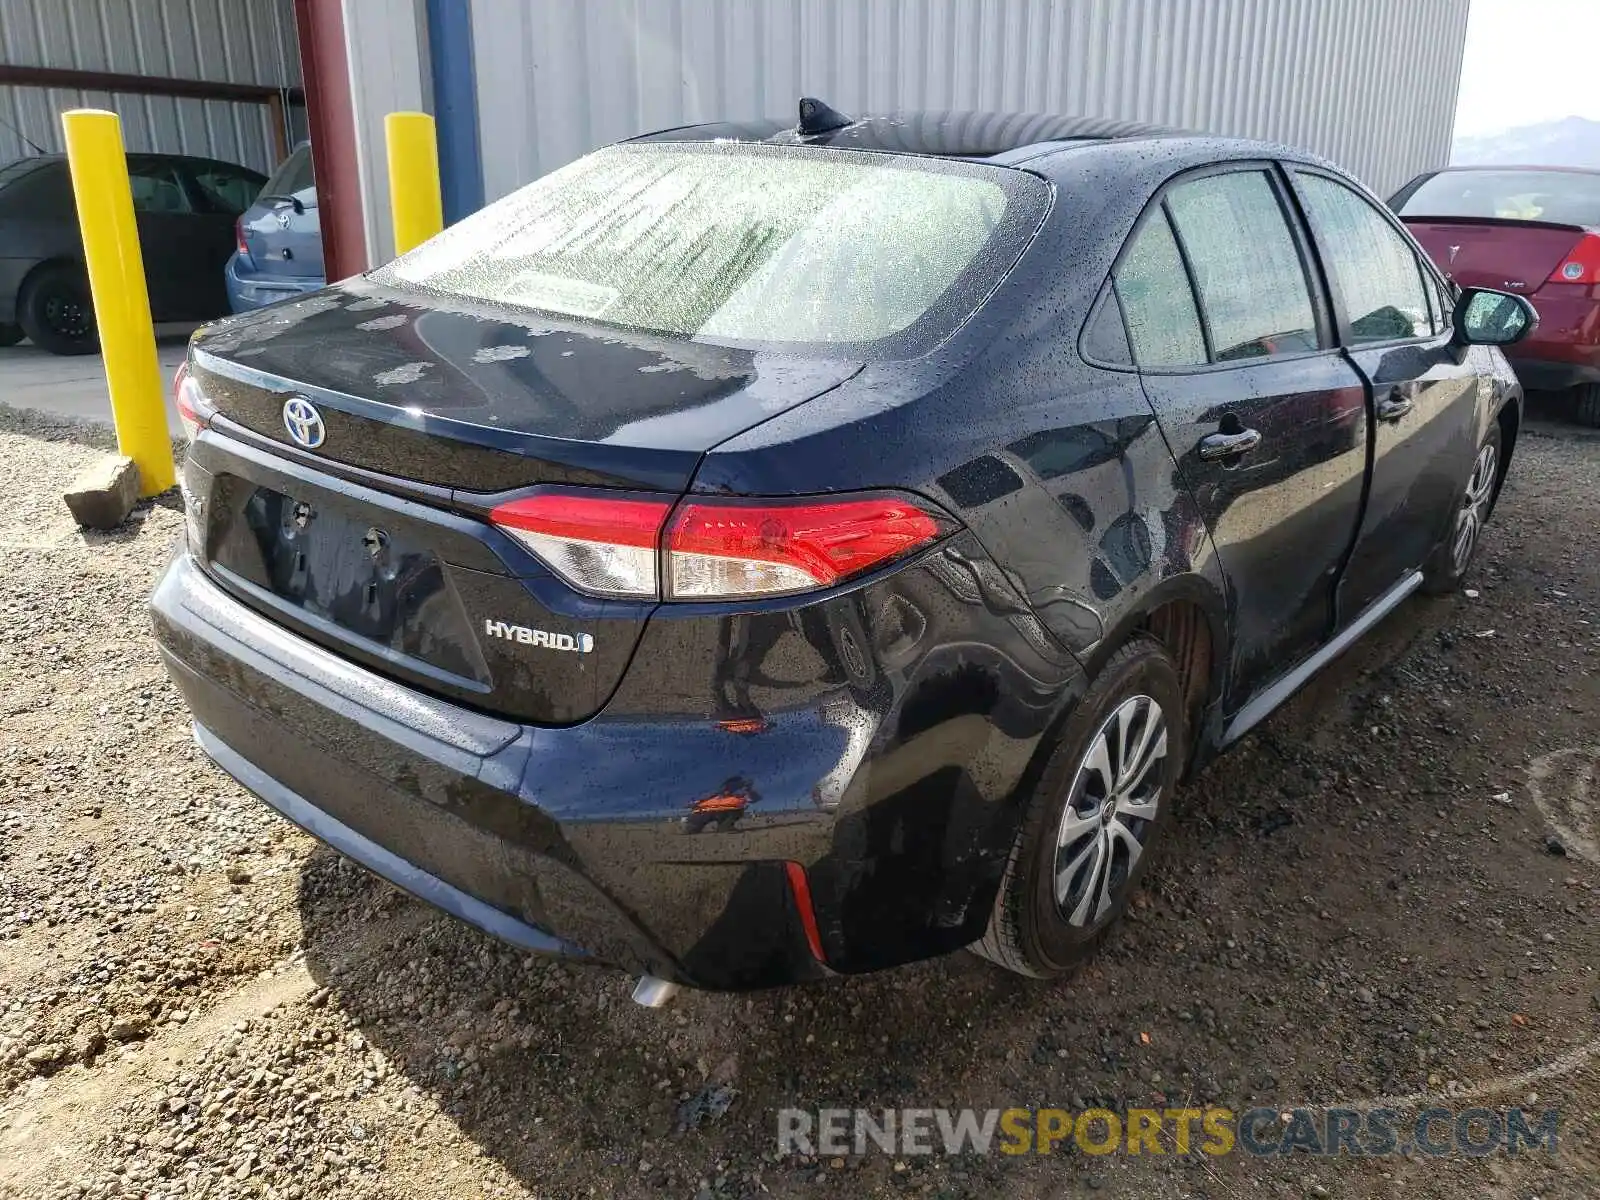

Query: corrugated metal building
left=465, top=0, right=1468, bottom=206
left=324, top=0, right=1468, bottom=274
left=0, top=0, right=301, bottom=174
left=2, top=0, right=1472, bottom=281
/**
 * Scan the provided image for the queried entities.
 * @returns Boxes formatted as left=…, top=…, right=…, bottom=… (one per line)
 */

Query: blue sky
left=1456, top=0, right=1600, bottom=136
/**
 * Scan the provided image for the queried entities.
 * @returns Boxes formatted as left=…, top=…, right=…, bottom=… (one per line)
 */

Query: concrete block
left=63, top=454, right=140, bottom=530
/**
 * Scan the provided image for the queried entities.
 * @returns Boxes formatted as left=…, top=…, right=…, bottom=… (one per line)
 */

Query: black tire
left=1576, top=383, right=1600, bottom=429
left=18, top=263, right=97, bottom=356
left=971, top=635, right=1185, bottom=978
left=1422, top=423, right=1503, bottom=595
left=0, top=323, right=22, bottom=347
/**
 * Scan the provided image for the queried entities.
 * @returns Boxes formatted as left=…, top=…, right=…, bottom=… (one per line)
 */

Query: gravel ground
left=1, top=401, right=1599, bottom=1199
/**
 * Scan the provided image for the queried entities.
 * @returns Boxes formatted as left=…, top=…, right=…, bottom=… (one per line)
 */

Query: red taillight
left=1547, top=232, right=1600, bottom=285
left=234, top=217, right=250, bottom=260
left=489, top=489, right=948, bottom=601
left=666, top=496, right=943, bottom=599
left=173, top=360, right=211, bottom=443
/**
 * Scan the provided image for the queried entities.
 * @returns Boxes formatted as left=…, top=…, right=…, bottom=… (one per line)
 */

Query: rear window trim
left=368, top=140, right=1054, bottom=362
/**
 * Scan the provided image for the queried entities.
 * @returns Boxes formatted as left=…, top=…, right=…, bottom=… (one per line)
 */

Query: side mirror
left=1454, top=287, right=1538, bottom=346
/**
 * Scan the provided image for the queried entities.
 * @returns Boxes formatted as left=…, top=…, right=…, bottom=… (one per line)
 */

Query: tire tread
left=18, top=263, right=97, bottom=356
left=1577, top=383, right=1600, bottom=429
left=1421, top=423, right=1503, bottom=595
left=971, top=634, right=1178, bottom=978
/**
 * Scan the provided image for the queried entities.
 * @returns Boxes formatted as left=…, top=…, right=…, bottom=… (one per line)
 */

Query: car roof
left=631, top=107, right=1188, bottom=160
left=626, top=104, right=1353, bottom=192
left=0, top=152, right=260, bottom=172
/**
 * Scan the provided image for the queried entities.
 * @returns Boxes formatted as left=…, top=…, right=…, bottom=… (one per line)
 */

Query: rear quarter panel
left=679, top=144, right=1240, bottom=967
left=0, top=218, right=81, bottom=323
left=695, top=140, right=1236, bottom=705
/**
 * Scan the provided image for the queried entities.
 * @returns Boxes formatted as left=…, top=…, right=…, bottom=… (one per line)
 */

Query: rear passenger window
left=1114, top=211, right=1207, bottom=368
left=1164, top=171, right=1320, bottom=361
left=1295, top=173, right=1432, bottom=345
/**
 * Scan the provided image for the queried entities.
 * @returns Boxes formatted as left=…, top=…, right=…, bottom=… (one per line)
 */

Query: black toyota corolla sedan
left=152, top=104, right=1535, bottom=999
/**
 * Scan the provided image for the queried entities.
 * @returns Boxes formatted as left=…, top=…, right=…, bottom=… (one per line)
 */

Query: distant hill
left=1453, top=116, right=1600, bottom=168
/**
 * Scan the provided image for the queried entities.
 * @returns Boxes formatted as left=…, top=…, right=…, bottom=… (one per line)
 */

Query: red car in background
left=1391, top=165, right=1600, bottom=427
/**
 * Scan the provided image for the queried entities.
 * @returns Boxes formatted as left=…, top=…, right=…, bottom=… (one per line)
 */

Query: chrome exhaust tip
left=630, top=974, right=681, bottom=1008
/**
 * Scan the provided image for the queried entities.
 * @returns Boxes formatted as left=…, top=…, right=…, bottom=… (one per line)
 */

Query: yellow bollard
left=60, top=109, right=175, bottom=496
left=385, top=112, right=443, bottom=257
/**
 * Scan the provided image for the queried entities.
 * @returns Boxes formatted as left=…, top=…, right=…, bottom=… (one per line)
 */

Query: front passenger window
left=1296, top=173, right=1432, bottom=345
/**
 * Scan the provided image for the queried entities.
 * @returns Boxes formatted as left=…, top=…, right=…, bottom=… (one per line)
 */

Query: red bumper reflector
left=785, top=861, right=827, bottom=963
left=715, top=717, right=767, bottom=735
left=690, top=792, right=748, bottom=814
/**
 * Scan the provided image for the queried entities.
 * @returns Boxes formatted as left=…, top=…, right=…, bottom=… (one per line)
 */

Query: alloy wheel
left=1054, top=694, right=1168, bottom=927
left=1450, top=442, right=1499, bottom=576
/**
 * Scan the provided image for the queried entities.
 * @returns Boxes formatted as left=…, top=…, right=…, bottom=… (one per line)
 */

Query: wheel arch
left=1075, top=572, right=1231, bottom=777
left=16, top=255, right=86, bottom=304
left=0, top=255, right=49, bottom=325
left=1491, top=391, right=1521, bottom=513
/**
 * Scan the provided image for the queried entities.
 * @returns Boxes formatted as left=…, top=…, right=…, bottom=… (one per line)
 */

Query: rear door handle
left=1376, top=390, right=1415, bottom=422
left=1197, top=428, right=1262, bottom=462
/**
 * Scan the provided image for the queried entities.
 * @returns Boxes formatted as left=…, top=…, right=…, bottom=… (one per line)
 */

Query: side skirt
left=1220, top=569, right=1424, bottom=748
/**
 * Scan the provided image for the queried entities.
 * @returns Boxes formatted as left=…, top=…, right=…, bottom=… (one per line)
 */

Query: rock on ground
left=2, top=401, right=1600, bottom=1198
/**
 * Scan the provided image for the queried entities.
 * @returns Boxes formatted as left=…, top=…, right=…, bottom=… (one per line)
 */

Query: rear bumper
left=1508, top=287, right=1600, bottom=390
left=1506, top=356, right=1600, bottom=392
left=153, top=541, right=1080, bottom=988
left=191, top=722, right=584, bottom=959
left=226, top=254, right=325, bottom=314
left=152, top=549, right=829, bottom=988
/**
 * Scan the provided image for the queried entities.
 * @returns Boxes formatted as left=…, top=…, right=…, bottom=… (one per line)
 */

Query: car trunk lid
left=184, top=280, right=862, bottom=723
left=190, top=280, right=861, bottom=491
left=243, top=198, right=324, bottom=280
left=241, top=144, right=323, bottom=280
left=1404, top=217, right=1591, bottom=294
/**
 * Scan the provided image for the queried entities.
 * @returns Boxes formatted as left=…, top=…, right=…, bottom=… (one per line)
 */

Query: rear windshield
left=0, top=159, right=68, bottom=213
left=1396, top=169, right=1600, bottom=226
left=262, top=144, right=315, bottom=203
left=371, top=143, right=1050, bottom=357
left=0, top=158, right=46, bottom=188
